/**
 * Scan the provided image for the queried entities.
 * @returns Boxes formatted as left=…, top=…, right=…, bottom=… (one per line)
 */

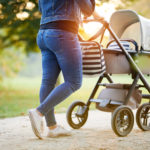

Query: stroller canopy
left=109, top=10, right=150, bottom=51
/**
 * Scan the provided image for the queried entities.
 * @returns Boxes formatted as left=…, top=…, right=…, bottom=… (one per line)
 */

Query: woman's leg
left=37, top=30, right=61, bottom=127
left=37, top=30, right=82, bottom=119
left=40, top=49, right=60, bottom=127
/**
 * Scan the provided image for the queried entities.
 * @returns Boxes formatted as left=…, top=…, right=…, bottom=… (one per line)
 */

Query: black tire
left=136, top=103, right=150, bottom=131
left=66, top=101, right=88, bottom=129
left=111, top=105, right=134, bottom=137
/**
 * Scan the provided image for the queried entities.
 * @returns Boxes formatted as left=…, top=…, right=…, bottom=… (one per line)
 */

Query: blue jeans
left=36, top=29, right=82, bottom=127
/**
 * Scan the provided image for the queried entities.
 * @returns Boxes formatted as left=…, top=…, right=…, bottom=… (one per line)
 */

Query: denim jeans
left=36, top=29, right=82, bottom=126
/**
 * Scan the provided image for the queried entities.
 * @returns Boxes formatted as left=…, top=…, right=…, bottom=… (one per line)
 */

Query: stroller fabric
left=107, top=40, right=138, bottom=51
left=108, top=41, right=130, bottom=50
left=109, top=9, right=150, bottom=51
left=80, top=42, right=106, bottom=76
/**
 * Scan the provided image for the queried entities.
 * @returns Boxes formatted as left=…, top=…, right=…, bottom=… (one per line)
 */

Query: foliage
left=116, top=0, right=140, bottom=9
left=127, top=0, right=150, bottom=18
left=0, top=0, right=40, bottom=52
left=0, top=48, right=25, bottom=80
left=0, top=0, right=40, bottom=79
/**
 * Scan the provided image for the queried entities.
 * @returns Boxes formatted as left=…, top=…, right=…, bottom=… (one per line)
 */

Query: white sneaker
left=47, top=125, right=71, bottom=137
left=28, top=109, right=44, bottom=139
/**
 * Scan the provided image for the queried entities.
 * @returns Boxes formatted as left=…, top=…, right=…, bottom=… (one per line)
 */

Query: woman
left=29, top=0, right=95, bottom=139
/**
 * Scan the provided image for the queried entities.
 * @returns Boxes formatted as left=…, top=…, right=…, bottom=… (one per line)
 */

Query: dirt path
left=0, top=110, right=150, bottom=150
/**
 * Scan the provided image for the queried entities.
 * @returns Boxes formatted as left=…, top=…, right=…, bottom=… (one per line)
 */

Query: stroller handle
left=83, top=18, right=109, bottom=27
left=79, top=18, right=108, bottom=42
left=83, top=18, right=108, bottom=26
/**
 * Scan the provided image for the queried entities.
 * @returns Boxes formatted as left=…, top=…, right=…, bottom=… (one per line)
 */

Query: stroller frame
left=67, top=18, right=150, bottom=137
left=85, top=19, right=150, bottom=107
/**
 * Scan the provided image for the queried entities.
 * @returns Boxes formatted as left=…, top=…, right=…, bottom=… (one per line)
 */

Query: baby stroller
left=66, top=10, right=150, bottom=137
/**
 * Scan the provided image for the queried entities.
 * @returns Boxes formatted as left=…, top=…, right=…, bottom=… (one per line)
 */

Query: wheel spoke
left=77, top=117, right=81, bottom=123
left=77, top=106, right=82, bottom=114
left=118, top=111, right=130, bottom=132
left=142, top=107, right=150, bottom=126
left=72, top=115, right=77, bottom=119
left=143, top=118, right=147, bottom=126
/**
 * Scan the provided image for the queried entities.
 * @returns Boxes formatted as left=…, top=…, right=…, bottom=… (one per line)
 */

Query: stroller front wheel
left=111, top=105, right=134, bottom=137
left=136, top=103, right=150, bottom=131
left=66, top=101, right=88, bottom=129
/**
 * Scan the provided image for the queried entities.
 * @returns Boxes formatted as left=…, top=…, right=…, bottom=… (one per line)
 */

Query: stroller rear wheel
left=136, top=103, right=150, bottom=131
left=66, top=101, right=88, bottom=129
left=111, top=105, right=134, bottom=137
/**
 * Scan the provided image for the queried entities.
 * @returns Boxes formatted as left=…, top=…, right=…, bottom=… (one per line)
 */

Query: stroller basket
left=80, top=41, right=106, bottom=76
left=95, top=83, right=142, bottom=112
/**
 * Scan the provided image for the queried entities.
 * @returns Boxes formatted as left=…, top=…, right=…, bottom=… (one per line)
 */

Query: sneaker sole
left=29, top=111, right=42, bottom=139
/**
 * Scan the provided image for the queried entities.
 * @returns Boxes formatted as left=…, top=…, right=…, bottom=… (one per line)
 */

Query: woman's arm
left=76, top=0, right=95, bottom=17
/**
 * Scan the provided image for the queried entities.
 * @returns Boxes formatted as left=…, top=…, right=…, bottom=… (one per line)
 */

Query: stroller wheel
left=136, top=103, right=150, bottom=131
left=66, top=101, right=88, bottom=129
left=111, top=105, right=134, bottom=137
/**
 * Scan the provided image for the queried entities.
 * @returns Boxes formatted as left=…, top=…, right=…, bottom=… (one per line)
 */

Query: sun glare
left=83, top=1, right=118, bottom=35
left=16, top=12, right=29, bottom=20
left=26, top=2, right=35, bottom=10
left=16, top=2, right=35, bottom=20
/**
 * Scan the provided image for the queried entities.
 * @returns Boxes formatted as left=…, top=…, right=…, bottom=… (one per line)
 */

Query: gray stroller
left=66, top=10, right=150, bottom=137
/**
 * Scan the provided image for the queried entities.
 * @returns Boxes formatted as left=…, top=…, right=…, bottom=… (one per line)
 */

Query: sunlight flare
left=83, top=0, right=118, bottom=35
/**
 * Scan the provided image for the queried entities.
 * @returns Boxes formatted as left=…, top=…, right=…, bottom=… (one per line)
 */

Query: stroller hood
left=109, top=9, right=150, bottom=51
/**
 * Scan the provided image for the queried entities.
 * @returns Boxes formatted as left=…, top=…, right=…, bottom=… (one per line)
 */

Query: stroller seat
left=103, top=38, right=150, bottom=75
left=107, top=39, right=138, bottom=52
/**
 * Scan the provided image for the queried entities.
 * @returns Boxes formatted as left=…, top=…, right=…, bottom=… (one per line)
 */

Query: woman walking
left=29, top=0, right=95, bottom=139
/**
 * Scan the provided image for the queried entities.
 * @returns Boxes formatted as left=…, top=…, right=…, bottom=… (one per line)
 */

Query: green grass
left=0, top=75, right=150, bottom=118
left=0, top=76, right=98, bottom=118
left=0, top=78, right=40, bottom=118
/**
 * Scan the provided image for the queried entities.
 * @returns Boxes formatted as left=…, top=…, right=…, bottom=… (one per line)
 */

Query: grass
left=0, top=78, right=40, bottom=118
left=0, top=76, right=97, bottom=118
left=0, top=75, right=150, bottom=118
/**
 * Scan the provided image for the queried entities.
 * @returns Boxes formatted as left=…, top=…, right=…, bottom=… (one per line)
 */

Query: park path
left=0, top=110, right=150, bottom=150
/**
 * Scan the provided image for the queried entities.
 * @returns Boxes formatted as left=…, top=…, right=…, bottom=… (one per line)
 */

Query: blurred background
left=0, top=0, right=150, bottom=118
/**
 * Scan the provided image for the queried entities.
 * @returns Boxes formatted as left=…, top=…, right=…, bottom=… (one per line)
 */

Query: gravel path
left=0, top=110, right=150, bottom=150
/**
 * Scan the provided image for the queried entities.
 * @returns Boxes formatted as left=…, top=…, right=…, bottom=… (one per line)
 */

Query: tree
left=0, top=0, right=40, bottom=52
left=0, top=48, right=25, bottom=80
